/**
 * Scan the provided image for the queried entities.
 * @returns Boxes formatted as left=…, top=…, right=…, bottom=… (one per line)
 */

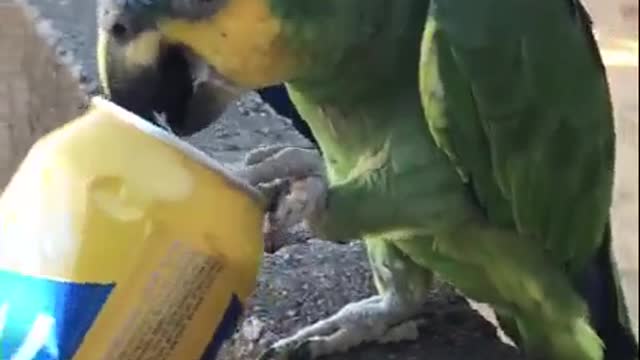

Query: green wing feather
left=419, top=0, right=615, bottom=273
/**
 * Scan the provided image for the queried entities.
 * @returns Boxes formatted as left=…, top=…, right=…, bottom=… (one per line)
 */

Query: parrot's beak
left=96, top=28, right=242, bottom=136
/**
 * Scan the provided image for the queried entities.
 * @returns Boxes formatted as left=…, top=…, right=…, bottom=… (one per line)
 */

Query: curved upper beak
left=96, top=12, right=239, bottom=136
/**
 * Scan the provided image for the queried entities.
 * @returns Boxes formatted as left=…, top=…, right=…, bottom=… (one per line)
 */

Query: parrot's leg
left=260, top=239, right=435, bottom=360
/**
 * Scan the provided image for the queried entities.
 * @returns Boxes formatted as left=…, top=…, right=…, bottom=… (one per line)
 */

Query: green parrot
left=95, top=0, right=638, bottom=359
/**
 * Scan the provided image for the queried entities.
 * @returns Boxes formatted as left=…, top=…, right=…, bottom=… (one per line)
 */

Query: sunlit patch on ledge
left=594, top=30, right=638, bottom=68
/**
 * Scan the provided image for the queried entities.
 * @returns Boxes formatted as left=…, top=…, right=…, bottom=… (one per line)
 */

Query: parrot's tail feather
left=575, top=224, right=638, bottom=360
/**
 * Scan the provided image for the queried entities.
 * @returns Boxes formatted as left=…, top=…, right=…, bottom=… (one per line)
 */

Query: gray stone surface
left=220, top=241, right=523, bottom=360
left=9, top=0, right=528, bottom=358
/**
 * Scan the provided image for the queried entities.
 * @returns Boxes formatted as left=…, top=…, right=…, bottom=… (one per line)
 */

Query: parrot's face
left=97, top=0, right=299, bottom=136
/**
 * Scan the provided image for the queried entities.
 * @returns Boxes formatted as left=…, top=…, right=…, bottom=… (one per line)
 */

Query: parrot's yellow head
left=97, top=0, right=299, bottom=135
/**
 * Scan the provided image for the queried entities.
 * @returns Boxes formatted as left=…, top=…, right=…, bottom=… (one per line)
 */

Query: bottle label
left=0, top=270, right=114, bottom=360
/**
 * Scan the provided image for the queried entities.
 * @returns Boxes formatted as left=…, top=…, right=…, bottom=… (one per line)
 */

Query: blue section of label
left=0, top=269, right=114, bottom=360
left=199, top=294, right=243, bottom=360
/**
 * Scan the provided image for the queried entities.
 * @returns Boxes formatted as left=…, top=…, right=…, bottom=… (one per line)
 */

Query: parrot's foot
left=238, top=145, right=329, bottom=231
left=270, top=176, right=328, bottom=229
left=239, top=145, right=325, bottom=186
left=259, top=294, right=424, bottom=360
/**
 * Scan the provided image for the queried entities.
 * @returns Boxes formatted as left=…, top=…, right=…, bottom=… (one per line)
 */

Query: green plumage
left=97, top=0, right=638, bottom=358
left=282, top=0, right=637, bottom=357
left=420, top=0, right=613, bottom=271
left=419, top=1, right=637, bottom=356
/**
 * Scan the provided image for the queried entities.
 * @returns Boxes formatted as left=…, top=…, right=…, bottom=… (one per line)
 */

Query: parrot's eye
left=171, top=0, right=225, bottom=20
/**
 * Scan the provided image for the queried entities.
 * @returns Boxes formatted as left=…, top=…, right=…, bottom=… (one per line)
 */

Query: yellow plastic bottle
left=0, top=97, right=265, bottom=360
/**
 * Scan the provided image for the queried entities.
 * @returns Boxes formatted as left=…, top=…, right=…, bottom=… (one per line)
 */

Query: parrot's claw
left=258, top=340, right=313, bottom=360
left=260, top=295, right=423, bottom=359
left=271, top=176, right=328, bottom=230
left=244, top=145, right=293, bottom=166
left=239, top=146, right=324, bottom=186
left=237, top=145, right=328, bottom=232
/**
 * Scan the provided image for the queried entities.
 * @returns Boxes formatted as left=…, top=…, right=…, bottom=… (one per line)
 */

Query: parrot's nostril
left=110, top=22, right=129, bottom=40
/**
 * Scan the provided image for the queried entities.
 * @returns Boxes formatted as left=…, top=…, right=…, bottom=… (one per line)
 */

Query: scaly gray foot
left=259, top=294, right=424, bottom=359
